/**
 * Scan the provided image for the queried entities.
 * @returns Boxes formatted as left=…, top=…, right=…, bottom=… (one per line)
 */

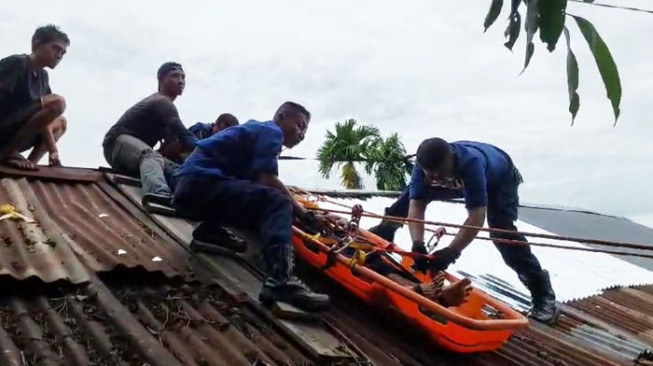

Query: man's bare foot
left=1, top=153, right=38, bottom=171
left=48, top=152, right=62, bottom=167
left=439, top=278, right=473, bottom=307
left=414, top=272, right=445, bottom=300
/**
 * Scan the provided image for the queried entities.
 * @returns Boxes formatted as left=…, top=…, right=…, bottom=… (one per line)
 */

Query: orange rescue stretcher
left=291, top=197, right=529, bottom=353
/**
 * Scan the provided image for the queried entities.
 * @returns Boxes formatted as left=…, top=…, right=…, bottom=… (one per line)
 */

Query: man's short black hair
left=215, top=113, right=239, bottom=127
left=274, top=101, right=311, bottom=121
left=416, top=137, right=451, bottom=171
left=157, top=62, right=183, bottom=81
left=32, top=25, right=70, bottom=50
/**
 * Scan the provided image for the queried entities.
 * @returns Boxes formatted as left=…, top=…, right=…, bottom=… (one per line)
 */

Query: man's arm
left=157, top=98, right=197, bottom=151
left=408, top=199, right=427, bottom=243
left=448, top=206, right=486, bottom=253
left=257, top=172, right=308, bottom=219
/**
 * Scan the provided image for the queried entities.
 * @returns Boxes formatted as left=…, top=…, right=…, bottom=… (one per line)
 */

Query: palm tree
left=317, top=119, right=380, bottom=189
left=364, top=133, right=413, bottom=191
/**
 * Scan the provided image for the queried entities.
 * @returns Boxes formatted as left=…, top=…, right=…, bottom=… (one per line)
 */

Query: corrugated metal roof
left=0, top=275, right=315, bottom=366
left=0, top=177, right=89, bottom=284
left=2, top=166, right=653, bottom=366
left=518, top=206, right=653, bottom=271
left=0, top=167, right=206, bottom=283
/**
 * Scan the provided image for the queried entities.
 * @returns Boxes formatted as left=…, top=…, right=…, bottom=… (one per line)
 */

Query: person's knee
left=140, top=149, right=165, bottom=164
left=44, top=94, right=66, bottom=116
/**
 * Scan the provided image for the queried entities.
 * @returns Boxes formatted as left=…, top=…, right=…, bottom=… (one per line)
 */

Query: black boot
left=258, top=241, right=330, bottom=311
left=190, top=223, right=247, bottom=253
left=259, top=277, right=330, bottom=311
left=368, top=219, right=402, bottom=242
left=520, top=270, right=560, bottom=324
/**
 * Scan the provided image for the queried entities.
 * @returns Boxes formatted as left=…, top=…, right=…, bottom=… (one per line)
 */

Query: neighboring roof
left=1, top=165, right=652, bottom=366
left=518, top=206, right=653, bottom=271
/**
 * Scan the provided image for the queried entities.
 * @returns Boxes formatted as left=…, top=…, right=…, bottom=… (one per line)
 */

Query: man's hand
left=428, top=246, right=461, bottom=273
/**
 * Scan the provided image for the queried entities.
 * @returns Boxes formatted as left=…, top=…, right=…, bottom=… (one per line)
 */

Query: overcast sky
left=1, top=0, right=652, bottom=227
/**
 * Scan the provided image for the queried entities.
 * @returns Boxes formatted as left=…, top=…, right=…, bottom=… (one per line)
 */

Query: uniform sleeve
left=156, top=98, right=197, bottom=149
left=195, top=126, right=244, bottom=160
left=461, top=157, right=488, bottom=209
left=408, top=163, right=429, bottom=200
left=0, top=56, right=23, bottom=94
left=188, top=122, right=203, bottom=139
left=251, top=128, right=282, bottom=176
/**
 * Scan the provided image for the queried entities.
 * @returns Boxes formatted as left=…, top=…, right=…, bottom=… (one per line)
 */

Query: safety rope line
left=299, top=193, right=653, bottom=254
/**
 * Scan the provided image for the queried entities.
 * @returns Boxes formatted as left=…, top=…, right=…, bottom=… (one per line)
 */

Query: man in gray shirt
left=103, top=62, right=196, bottom=208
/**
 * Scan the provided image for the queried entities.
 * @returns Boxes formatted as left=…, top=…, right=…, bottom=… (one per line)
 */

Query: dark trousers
left=385, top=175, right=544, bottom=281
left=173, top=174, right=294, bottom=283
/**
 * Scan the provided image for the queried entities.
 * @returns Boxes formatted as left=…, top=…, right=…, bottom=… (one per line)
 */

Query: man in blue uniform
left=173, top=102, right=330, bottom=311
left=160, top=113, right=239, bottom=163
left=0, top=25, right=70, bottom=170
left=189, top=113, right=239, bottom=140
left=369, top=138, right=559, bottom=324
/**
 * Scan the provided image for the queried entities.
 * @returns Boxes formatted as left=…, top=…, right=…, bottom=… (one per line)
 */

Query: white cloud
left=1, top=0, right=651, bottom=223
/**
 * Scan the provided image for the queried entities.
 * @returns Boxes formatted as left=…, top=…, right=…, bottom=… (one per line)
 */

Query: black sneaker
left=259, top=278, right=330, bottom=312
left=190, top=224, right=247, bottom=253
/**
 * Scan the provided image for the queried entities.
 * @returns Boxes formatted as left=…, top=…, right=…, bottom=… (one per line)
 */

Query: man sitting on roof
left=369, top=138, right=559, bottom=324
left=102, top=62, right=196, bottom=209
left=173, top=102, right=331, bottom=311
left=159, top=113, right=239, bottom=164
left=0, top=25, right=70, bottom=171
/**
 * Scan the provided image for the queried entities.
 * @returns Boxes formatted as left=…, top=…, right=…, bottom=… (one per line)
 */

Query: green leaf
left=563, top=27, right=580, bottom=124
left=504, top=0, right=522, bottom=51
left=572, top=15, right=621, bottom=123
left=484, top=0, right=504, bottom=32
left=523, top=0, right=539, bottom=71
left=538, top=0, right=566, bottom=51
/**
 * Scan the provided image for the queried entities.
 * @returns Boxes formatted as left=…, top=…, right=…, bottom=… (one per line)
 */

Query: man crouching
left=173, top=102, right=330, bottom=311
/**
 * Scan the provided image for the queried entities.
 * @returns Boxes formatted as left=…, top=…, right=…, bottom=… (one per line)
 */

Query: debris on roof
left=0, top=167, right=206, bottom=283
left=0, top=274, right=315, bottom=366
left=0, top=177, right=89, bottom=284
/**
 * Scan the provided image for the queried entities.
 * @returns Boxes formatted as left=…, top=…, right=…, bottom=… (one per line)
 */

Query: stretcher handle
left=293, top=226, right=529, bottom=331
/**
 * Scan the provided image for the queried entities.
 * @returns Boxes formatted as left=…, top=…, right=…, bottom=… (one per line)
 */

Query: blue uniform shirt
left=177, top=120, right=283, bottom=180
left=188, top=122, right=213, bottom=140
left=409, top=141, right=513, bottom=209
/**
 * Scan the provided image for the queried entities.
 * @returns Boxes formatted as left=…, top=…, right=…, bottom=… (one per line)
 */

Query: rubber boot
left=520, top=270, right=560, bottom=324
left=258, top=242, right=330, bottom=311
left=368, top=218, right=402, bottom=242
